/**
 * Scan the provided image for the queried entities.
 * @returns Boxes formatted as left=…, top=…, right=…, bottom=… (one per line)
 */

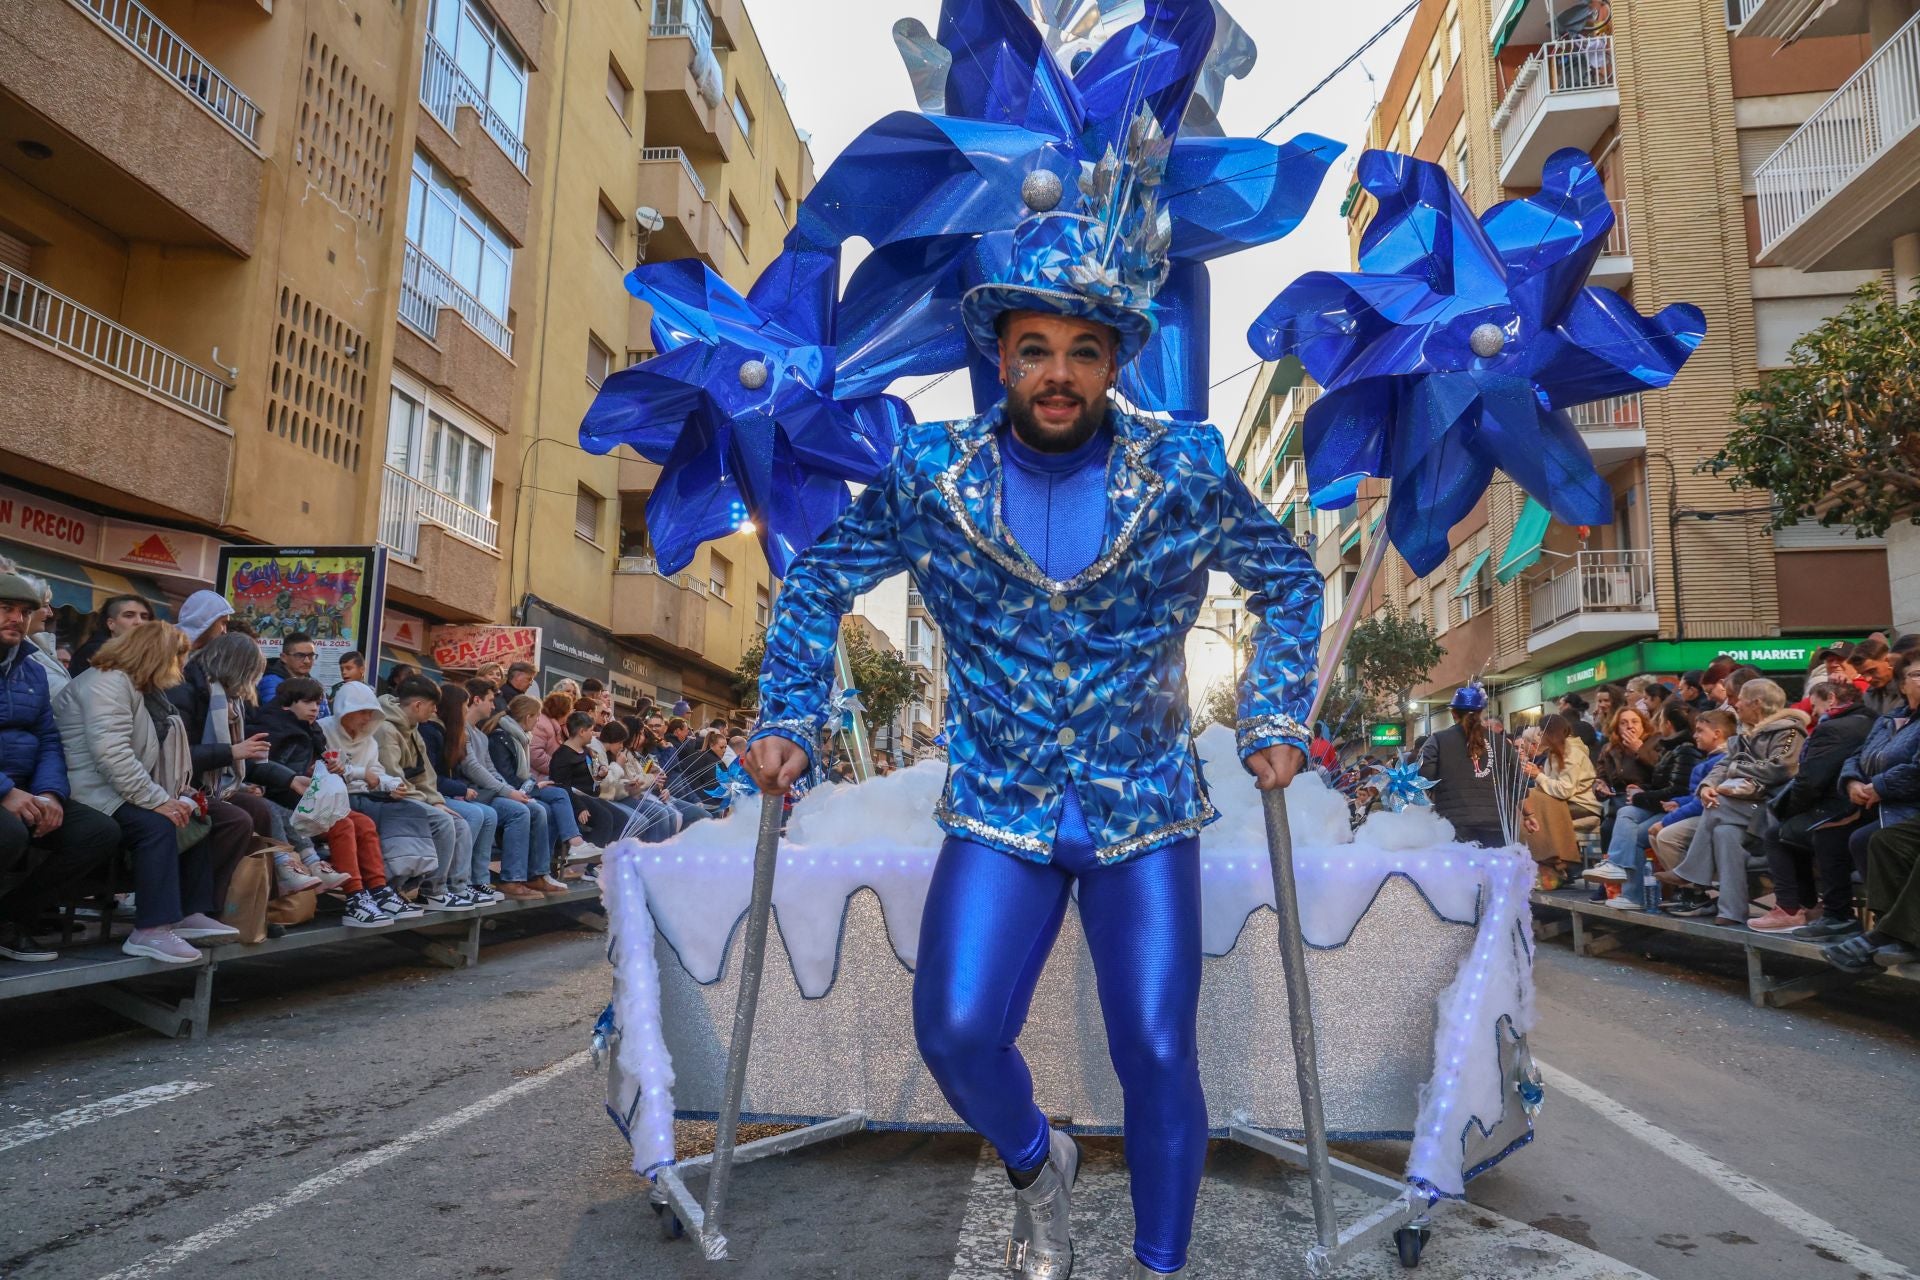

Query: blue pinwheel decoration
left=828, top=687, right=866, bottom=735
left=1248, top=147, right=1707, bottom=576
left=579, top=247, right=909, bottom=579
left=1368, top=755, right=1439, bottom=813
left=707, top=760, right=755, bottom=813
left=799, top=0, right=1342, bottom=419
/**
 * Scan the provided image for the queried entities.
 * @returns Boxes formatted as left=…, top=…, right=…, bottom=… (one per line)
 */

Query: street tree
left=1344, top=609, right=1445, bottom=725
left=1709, top=280, right=1920, bottom=536
left=734, top=620, right=924, bottom=732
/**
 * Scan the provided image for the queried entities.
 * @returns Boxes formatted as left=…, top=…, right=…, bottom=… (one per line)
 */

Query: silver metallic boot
left=1005, top=1128, right=1080, bottom=1278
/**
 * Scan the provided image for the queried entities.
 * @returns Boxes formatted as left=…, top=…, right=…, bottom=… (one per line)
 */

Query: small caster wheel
left=652, top=1201, right=685, bottom=1240
left=1393, top=1224, right=1430, bottom=1268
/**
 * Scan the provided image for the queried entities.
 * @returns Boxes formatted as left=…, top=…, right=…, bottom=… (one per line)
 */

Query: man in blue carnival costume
left=744, top=111, right=1322, bottom=1280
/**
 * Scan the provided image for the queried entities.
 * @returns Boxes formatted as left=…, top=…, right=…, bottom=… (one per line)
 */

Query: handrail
left=401, top=243, right=513, bottom=357
left=420, top=34, right=529, bottom=173
left=1564, top=391, right=1642, bottom=432
left=1528, top=548, right=1654, bottom=633
left=1601, top=198, right=1629, bottom=258
left=640, top=145, right=707, bottom=201
left=1493, top=36, right=1616, bottom=159
left=1754, top=8, right=1920, bottom=253
left=0, top=264, right=228, bottom=420
left=378, top=464, right=500, bottom=557
left=70, top=0, right=261, bottom=144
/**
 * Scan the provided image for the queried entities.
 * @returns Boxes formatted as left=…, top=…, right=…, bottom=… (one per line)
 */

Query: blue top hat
left=1450, top=684, right=1489, bottom=713
left=961, top=107, right=1171, bottom=365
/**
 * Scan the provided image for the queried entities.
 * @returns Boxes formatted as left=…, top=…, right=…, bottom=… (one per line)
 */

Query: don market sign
left=1541, top=636, right=1864, bottom=699
left=430, top=625, right=542, bottom=671
left=1368, top=723, right=1405, bottom=749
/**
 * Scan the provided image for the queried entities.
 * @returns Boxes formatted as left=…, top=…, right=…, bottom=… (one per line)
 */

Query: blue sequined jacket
left=751, top=403, right=1322, bottom=865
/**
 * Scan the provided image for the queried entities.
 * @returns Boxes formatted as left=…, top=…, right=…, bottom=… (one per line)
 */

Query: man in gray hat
left=0, top=570, right=119, bottom=962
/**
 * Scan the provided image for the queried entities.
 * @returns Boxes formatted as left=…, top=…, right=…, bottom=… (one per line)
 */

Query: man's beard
left=1007, top=385, right=1106, bottom=454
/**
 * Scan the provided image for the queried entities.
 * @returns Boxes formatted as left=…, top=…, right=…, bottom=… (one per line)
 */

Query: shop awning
left=1491, top=0, right=1531, bottom=54
left=1451, top=548, right=1493, bottom=596
left=1339, top=520, right=1363, bottom=552
left=1495, top=498, right=1552, bottom=583
left=1276, top=501, right=1297, bottom=529
left=0, top=541, right=173, bottom=618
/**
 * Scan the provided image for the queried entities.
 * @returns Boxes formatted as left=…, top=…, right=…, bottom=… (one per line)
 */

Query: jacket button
left=1053, top=661, right=1071, bottom=680
left=1049, top=593, right=1067, bottom=612
left=1057, top=726, right=1076, bottom=747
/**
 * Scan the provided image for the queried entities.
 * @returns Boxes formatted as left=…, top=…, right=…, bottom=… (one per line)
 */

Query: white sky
left=749, top=0, right=1415, bottom=425
left=748, top=0, right=1414, bottom=702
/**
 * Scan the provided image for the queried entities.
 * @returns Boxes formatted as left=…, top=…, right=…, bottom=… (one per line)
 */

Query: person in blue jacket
left=743, top=138, right=1320, bottom=1279
left=0, top=570, right=118, bottom=962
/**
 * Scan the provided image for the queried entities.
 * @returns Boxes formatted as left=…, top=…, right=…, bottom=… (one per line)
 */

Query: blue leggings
left=913, top=828, right=1207, bottom=1273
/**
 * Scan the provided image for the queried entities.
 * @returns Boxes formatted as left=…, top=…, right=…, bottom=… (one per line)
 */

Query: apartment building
left=511, top=0, right=813, bottom=719
left=0, top=0, right=809, bottom=723
left=1272, top=0, right=1903, bottom=736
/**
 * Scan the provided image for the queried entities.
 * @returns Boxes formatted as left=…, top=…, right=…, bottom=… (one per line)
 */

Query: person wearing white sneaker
left=51, top=623, right=230, bottom=970
left=171, top=913, right=241, bottom=943
left=340, top=889, right=392, bottom=928
left=420, top=887, right=475, bottom=913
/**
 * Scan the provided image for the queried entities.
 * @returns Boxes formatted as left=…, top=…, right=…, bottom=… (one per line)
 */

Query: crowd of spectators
left=0, top=565, right=760, bottom=966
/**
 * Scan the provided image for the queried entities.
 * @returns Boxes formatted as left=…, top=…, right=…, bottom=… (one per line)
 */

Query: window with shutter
left=586, top=333, right=612, bottom=387
left=0, top=230, right=32, bottom=274
left=576, top=485, right=603, bottom=542
left=709, top=551, right=731, bottom=600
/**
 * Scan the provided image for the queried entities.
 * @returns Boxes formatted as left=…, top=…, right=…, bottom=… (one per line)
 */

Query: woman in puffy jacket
left=1522, top=713, right=1600, bottom=887
left=528, top=691, right=572, bottom=784
left=1589, top=702, right=1699, bottom=887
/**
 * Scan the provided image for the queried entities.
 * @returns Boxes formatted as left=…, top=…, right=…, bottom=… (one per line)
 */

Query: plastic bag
left=290, top=769, right=350, bottom=837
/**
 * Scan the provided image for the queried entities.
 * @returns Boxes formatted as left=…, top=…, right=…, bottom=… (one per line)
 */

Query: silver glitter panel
left=658, top=877, right=1467, bottom=1138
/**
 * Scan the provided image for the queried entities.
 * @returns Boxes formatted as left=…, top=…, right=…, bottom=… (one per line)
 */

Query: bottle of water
left=1642, top=857, right=1662, bottom=914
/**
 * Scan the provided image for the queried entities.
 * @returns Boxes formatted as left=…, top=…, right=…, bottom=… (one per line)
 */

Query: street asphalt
left=2, top=905, right=1917, bottom=1280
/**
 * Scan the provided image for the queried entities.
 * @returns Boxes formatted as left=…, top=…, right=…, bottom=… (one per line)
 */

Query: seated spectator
left=1803, top=654, right=1920, bottom=942
left=1643, top=709, right=1734, bottom=884
left=530, top=691, right=573, bottom=783
left=475, top=663, right=506, bottom=692
left=495, top=662, right=538, bottom=719
left=1700, top=656, right=1738, bottom=709
left=54, top=622, right=242, bottom=963
left=259, top=631, right=325, bottom=711
left=1677, top=670, right=1711, bottom=713
left=448, top=683, right=567, bottom=900
left=1557, top=693, right=1599, bottom=754
left=1594, top=685, right=1628, bottom=738
left=1592, top=706, right=1657, bottom=854
left=551, top=677, right=582, bottom=702
left=255, top=678, right=386, bottom=926
left=1585, top=702, right=1702, bottom=904
left=374, top=678, right=479, bottom=912
left=332, top=651, right=367, bottom=701
left=418, top=683, right=504, bottom=905
left=1852, top=638, right=1898, bottom=717
left=596, top=721, right=677, bottom=841
left=1521, top=714, right=1600, bottom=888
left=1659, top=679, right=1808, bottom=926
left=548, top=711, right=634, bottom=847
left=490, top=694, right=598, bottom=864
left=321, top=681, right=438, bottom=921
left=872, top=750, right=895, bottom=777
left=1749, top=680, right=1875, bottom=933
left=67, top=593, right=154, bottom=677
left=0, top=573, right=118, bottom=962
left=1824, top=810, right=1920, bottom=970
left=673, top=728, right=728, bottom=815
left=381, top=663, right=418, bottom=696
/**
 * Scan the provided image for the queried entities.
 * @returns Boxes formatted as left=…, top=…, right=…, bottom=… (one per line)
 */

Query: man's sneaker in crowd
left=0, top=922, right=56, bottom=962
left=530, top=875, right=570, bottom=895
left=1873, top=941, right=1920, bottom=968
left=567, top=842, right=603, bottom=863
left=498, top=882, right=546, bottom=901
left=372, top=886, right=424, bottom=919
left=172, top=913, right=242, bottom=942
left=1667, top=893, right=1716, bottom=917
left=310, top=861, right=353, bottom=892
left=1748, top=907, right=1808, bottom=933
left=341, top=891, right=392, bottom=928
left=1794, top=915, right=1861, bottom=941
left=421, top=889, right=475, bottom=913
left=1581, top=862, right=1630, bottom=882
left=582, top=864, right=600, bottom=883
left=123, top=928, right=202, bottom=964
left=471, top=885, right=505, bottom=905
left=1604, top=896, right=1644, bottom=911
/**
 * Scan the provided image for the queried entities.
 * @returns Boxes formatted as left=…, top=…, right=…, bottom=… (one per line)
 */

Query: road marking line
left=0, top=1082, right=210, bottom=1154
left=948, top=1144, right=1012, bottom=1280
left=1538, top=1060, right=1917, bottom=1280
left=93, top=1050, right=591, bottom=1280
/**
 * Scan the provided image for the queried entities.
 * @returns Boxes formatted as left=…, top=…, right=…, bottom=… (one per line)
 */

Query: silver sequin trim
left=753, top=716, right=821, bottom=741
left=933, top=796, right=1053, bottom=856
left=1237, top=714, right=1311, bottom=754
left=1095, top=791, right=1220, bottom=864
left=935, top=410, right=1168, bottom=596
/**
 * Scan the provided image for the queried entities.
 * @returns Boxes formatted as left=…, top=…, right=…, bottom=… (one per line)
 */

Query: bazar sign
left=431, top=624, right=541, bottom=670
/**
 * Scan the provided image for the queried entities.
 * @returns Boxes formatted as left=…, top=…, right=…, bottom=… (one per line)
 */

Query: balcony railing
left=400, top=243, right=513, bottom=357
left=640, top=145, right=707, bottom=200
left=420, top=34, right=529, bottom=173
left=1564, top=391, right=1642, bottom=433
left=1601, top=198, right=1629, bottom=257
left=1493, top=36, right=1617, bottom=162
left=1528, top=548, right=1655, bottom=634
left=1, top=264, right=228, bottom=419
left=378, top=465, right=499, bottom=558
left=905, top=646, right=931, bottom=667
left=1731, top=0, right=1765, bottom=27
left=72, top=0, right=262, bottom=144
left=1754, top=9, right=1920, bottom=254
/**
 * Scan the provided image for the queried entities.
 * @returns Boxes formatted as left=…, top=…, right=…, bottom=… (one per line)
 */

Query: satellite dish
left=635, top=205, right=665, bottom=233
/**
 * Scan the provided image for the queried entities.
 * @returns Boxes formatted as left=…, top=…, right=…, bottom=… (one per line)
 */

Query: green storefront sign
left=1368, top=723, right=1405, bottom=749
left=1539, top=637, right=1863, bottom=700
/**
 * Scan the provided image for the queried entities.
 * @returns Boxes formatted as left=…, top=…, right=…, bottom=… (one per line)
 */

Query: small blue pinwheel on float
left=1248, top=146, right=1706, bottom=715
left=1369, top=755, right=1439, bottom=813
